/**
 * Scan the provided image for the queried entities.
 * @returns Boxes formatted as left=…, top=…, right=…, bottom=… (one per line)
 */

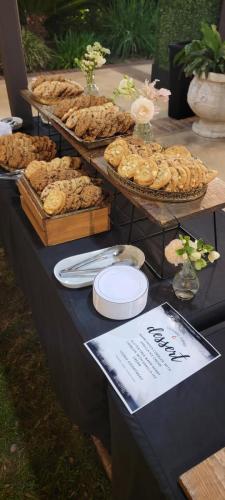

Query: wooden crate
left=18, top=176, right=110, bottom=246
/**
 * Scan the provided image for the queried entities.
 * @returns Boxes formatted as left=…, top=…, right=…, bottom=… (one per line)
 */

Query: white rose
left=131, top=96, right=155, bottom=124
left=208, top=250, right=220, bottom=263
left=165, top=239, right=185, bottom=266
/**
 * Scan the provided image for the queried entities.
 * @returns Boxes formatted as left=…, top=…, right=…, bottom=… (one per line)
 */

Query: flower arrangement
left=75, top=42, right=110, bottom=91
left=113, top=75, right=137, bottom=99
left=113, top=77, right=170, bottom=142
left=165, top=235, right=220, bottom=270
left=113, top=76, right=171, bottom=122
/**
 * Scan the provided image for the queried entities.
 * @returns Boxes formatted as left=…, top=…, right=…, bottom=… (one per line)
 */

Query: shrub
left=175, top=23, right=225, bottom=77
left=155, top=0, right=221, bottom=71
left=52, top=31, right=96, bottom=69
left=101, top=0, right=158, bottom=59
left=21, top=28, right=52, bottom=72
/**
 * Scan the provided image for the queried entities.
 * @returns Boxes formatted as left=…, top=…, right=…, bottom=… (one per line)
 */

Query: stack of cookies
left=0, top=133, right=57, bottom=169
left=24, top=155, right=103, bottom=216
left=60, top=102, right=134, bottom=142
left=25, top=156, right=84, bottom=193
left=31, top=75, right=84, bottom=105
left=53, top=95, right=111, bottom=119
left=104, top=138, right=218, bottom=192
left=40, top=177, right=103, bottom=216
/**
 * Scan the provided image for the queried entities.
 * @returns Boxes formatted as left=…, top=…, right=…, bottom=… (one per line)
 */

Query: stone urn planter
left=187, top=72, right=225, bottom=138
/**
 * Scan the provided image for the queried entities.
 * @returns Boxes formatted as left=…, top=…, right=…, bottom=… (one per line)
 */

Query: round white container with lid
left=93, top=265, right=149, bottom=320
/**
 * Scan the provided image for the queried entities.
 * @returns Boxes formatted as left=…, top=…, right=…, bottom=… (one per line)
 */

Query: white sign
left=85, top=303, right=220, bottom=413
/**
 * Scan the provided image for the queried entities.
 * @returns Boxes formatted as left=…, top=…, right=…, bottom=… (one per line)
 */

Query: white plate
left=93, top=265, right=149, bottom=320
left=54, top=245, right=145, bottom=289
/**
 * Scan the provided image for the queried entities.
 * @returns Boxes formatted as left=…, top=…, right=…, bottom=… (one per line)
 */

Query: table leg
left=160, top=229, right=165, bottom=279
left=213, top=211, right=218, bottom=250
left=127, top=205, right=135, bottom=244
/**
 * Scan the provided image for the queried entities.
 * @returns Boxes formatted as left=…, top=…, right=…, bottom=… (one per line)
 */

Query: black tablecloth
left=109, top=320, right=225, bottom=500
left=1, top=178, right=225, bottom=495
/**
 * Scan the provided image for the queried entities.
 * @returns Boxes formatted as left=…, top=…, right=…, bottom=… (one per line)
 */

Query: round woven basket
left=107, top=164, right=207, bottom=203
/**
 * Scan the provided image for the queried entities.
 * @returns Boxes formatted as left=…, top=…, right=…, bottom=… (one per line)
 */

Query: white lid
left=94, top=265, right=148, bottom=304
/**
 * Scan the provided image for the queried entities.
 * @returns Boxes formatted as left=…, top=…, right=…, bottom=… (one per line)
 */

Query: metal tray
left=107, top=163, right=207, bottom=203
left=44, top=107, right=133, bottom=149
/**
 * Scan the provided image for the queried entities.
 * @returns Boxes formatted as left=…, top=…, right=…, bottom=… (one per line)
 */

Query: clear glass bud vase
left=172, top=260, right=199, bottom=301
left=84, top=72, right=100, bottom=96
left=133, top=122, right=153, bottom=143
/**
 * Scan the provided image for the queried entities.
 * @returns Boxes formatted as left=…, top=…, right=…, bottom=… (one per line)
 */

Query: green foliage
left=21, top=28, right=52, bottom=72
left=175, top=23, right=225, bottom=77
left=155, top=0, right=221, bottom=70
left=0, top=247, right=111, bottom=499
left=18, top=0, right=93, bottom=18
left=100, top=0, right=158, bottom=59
left=52, top=30, right=95, bottom=69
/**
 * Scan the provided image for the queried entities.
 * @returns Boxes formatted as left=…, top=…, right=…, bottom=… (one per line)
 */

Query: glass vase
left=133, top=122, right=153, bottom=143
left=172, top=260, right=199, bottom=301
left=84, top=72, right=100, bottom=96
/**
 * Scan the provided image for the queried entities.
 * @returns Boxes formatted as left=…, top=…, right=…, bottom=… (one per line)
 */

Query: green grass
left=0, top=247, right=111, bottom=500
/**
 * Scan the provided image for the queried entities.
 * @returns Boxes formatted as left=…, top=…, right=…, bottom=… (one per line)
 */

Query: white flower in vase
left=75, top=42, right=110, bottom=95
left=131, top=96, right=155, bottom=124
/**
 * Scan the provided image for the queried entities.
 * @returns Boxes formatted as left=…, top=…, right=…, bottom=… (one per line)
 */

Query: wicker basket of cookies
left=17, top=156, right=110, bottom=245
left=104, top=138, right=218, bottom=202
left=0, top=132, right=57, bottom=172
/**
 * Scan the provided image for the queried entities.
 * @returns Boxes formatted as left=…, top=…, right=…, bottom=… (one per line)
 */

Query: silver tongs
left=59, top=245, right=125, bottom=277
left=60, top=258, right=137, bottom=278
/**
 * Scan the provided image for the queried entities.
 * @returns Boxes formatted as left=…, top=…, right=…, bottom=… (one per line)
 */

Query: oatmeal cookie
left=80, top=185, right=103, bottom=208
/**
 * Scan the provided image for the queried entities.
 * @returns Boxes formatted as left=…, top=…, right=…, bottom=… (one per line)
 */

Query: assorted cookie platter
left=27, top=75, right=135, bottom=149
left=0, top=132, right=57, bottom=172
left=104, top=138, right=218, bottom=202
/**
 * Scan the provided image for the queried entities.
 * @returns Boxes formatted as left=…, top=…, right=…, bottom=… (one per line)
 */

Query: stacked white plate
left=93, top=265, right=149, bottom=320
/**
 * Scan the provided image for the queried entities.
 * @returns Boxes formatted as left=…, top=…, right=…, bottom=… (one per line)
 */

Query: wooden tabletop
left=21, top=89, right=225, bottom=228
left=179, top=447, right=225, bottom=499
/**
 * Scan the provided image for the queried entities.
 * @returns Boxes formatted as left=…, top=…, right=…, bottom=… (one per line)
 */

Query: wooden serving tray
left=17, top=176, right=110, bottom=246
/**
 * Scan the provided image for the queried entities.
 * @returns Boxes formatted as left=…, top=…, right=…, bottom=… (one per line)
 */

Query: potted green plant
left=175, top=23, right=225, bottom=138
